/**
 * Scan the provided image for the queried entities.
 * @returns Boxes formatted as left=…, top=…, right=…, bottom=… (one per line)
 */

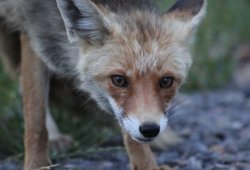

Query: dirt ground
left=0, top=88, right=250, bottom=170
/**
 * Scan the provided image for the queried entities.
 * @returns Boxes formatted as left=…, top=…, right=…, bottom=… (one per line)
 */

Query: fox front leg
left=21, top=34, right=51, bottom=170
left=123, top=133, right=173, bottom=170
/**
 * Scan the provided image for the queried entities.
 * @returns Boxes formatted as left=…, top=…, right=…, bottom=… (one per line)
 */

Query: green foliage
left=0, top=63, right=23, bottom=156
left=49, top=105, right=119, bottom=160
left=185, top=0, right=250, bottom=90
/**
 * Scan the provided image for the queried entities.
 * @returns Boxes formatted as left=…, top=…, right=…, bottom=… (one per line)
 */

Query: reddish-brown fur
left=7, top=0, right=207, bottom=169
left=103, top=71, right=179, bottom=117
left=21, top=34, right=51, bottom=169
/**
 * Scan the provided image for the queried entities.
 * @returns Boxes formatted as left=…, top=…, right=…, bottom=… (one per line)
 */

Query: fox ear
left=163, top=0, right=207, bottom=42
left=166, top=0, right=207, bottom=26
left=56, top=0, right=109, bottom=44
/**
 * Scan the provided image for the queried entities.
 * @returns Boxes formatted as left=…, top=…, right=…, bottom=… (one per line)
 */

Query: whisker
left=166, top=96, right=187, bottom=118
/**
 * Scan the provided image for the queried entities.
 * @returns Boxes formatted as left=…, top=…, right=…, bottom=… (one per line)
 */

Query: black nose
left=139, top=123, right=160, bottom=138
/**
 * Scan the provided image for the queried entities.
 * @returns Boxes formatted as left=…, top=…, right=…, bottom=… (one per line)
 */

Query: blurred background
left=0, top=0, right=250, bottom=169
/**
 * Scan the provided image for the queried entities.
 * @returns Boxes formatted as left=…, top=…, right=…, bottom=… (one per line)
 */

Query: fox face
left=57, top=0, right=206, bottom=142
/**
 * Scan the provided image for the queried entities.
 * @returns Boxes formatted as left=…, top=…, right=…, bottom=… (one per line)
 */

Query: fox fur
left=0, top=0, right=206, bottom=169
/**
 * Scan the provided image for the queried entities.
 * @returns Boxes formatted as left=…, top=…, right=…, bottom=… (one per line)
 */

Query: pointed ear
left=167, top=0, right=207, bottom=26
left=162, top=0, right=207, bottom=43
left=56, top=0, right=110, bottom=44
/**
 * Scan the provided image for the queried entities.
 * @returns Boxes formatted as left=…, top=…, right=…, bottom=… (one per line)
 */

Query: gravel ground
left=1, top=89, right=250, bottom=170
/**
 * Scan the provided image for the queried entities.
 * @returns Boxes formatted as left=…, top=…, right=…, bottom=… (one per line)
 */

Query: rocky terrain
left=1, top=88, right=250, bottom=170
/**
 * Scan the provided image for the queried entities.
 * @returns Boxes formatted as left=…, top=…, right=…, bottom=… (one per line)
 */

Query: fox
left=0, top=0, right=207, bottom=169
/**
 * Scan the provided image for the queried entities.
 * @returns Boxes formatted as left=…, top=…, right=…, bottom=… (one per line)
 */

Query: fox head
left=57, top=0, right=207, bottom=142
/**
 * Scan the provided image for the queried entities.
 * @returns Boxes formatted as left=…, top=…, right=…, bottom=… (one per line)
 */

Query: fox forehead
left=79, top=11, right=192, bottom=82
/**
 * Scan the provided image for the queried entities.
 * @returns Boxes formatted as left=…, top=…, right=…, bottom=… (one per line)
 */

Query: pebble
left=1, top=89, right=250, bottom=170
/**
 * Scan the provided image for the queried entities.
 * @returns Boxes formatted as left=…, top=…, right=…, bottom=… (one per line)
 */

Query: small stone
left=213, top=163, right=231, bottom=170
left=240, top=126, right=250, bottom=140
left=210, top=145, right=225, bottom=155
left=187, top=157, right=202, bottom=170
left=219, top=154, right=237, bottom=164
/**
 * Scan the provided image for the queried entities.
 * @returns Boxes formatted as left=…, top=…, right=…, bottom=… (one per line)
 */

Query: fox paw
left=49, top=134, right=74, bottom=152
left=152, top=165, right=174, bottom=170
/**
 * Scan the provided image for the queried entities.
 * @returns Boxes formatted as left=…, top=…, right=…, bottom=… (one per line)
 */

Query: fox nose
left=139, top=122, right=160, bottom=138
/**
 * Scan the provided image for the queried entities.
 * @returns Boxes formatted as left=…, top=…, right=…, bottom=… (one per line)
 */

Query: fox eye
left=159, top=76, right=174, bottom=88
left=111, top=75, right=128, bottom=88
